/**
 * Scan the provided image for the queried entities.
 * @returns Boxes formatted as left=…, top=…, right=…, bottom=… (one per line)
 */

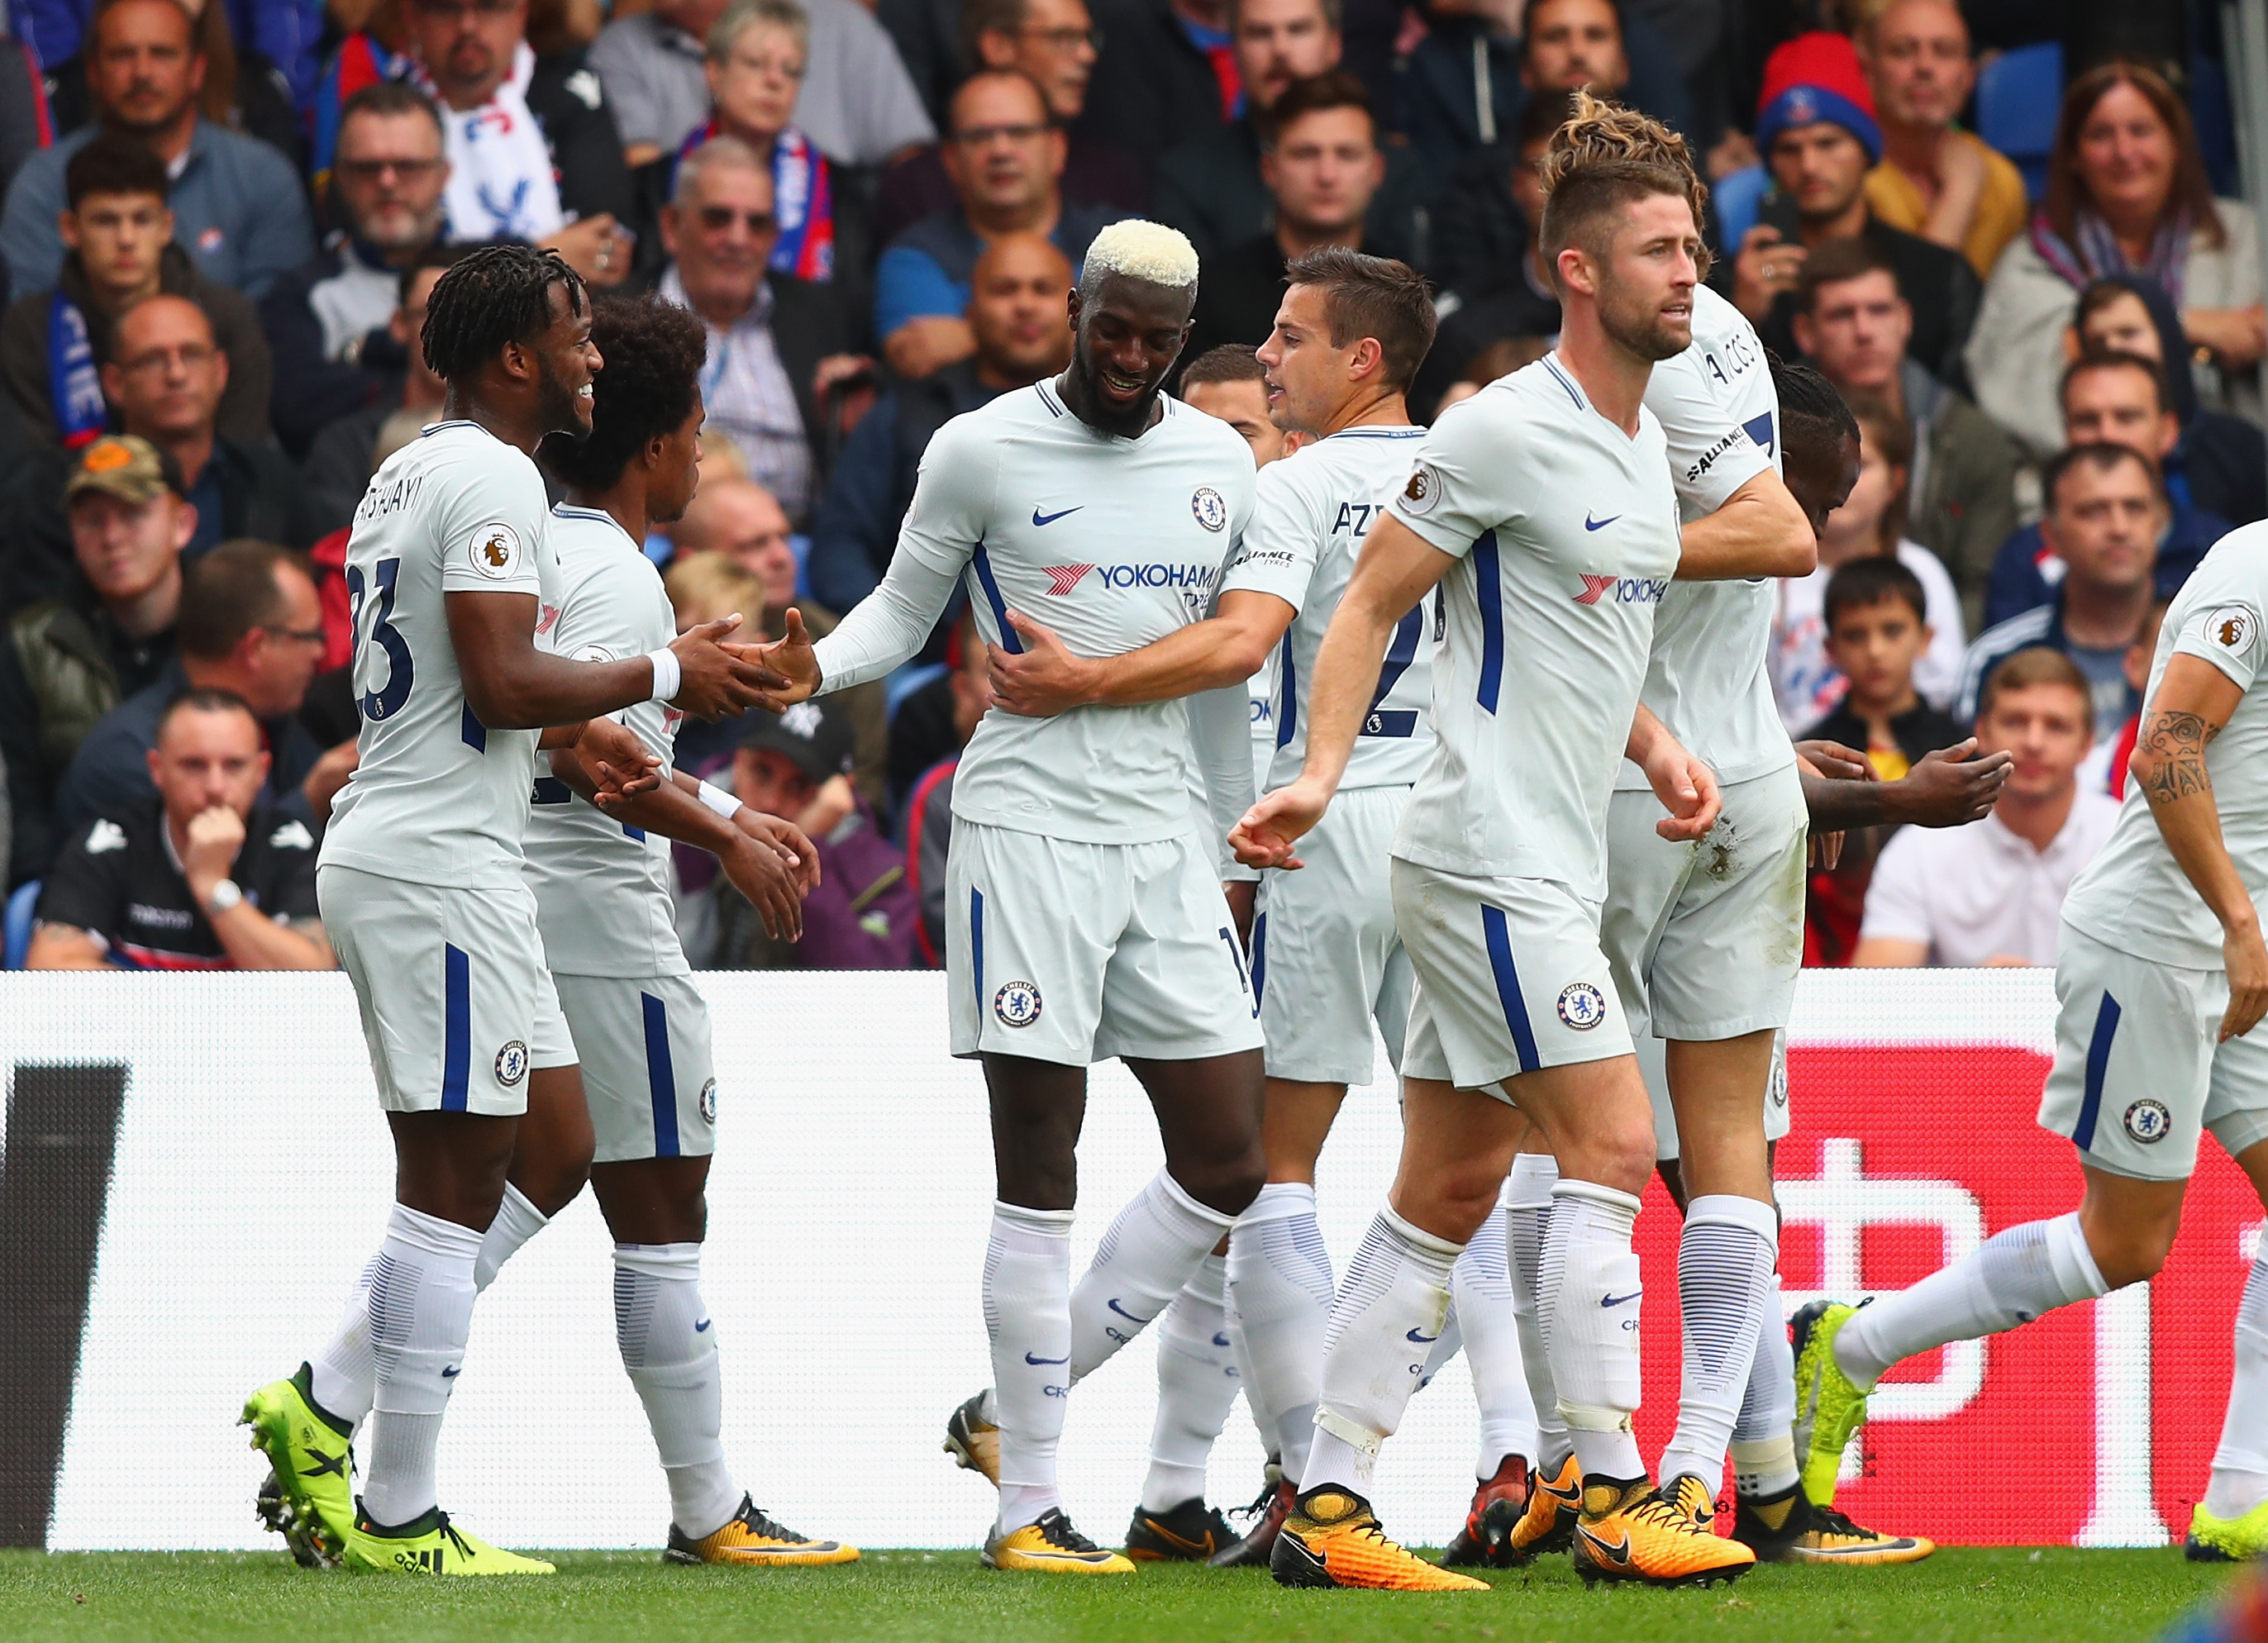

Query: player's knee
left=1172, top=1146, right=1266, bottom=1217
left=2092, top=1222, right=2176, bottom=1289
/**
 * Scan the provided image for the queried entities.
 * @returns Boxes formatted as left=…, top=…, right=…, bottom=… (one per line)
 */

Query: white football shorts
left=1254, top=783, right=1413, bottom=1086
left=548, top=971, right=718, bottom=1163
left=2037, top=922, right=2268, bottom=1181
left=1394, top=859, right=1633, bottom=1099
left=319, top=864, right=558, bottom=1117
left=946, top=818, right=1265, bottom=1065
left=1601, top=762, right=1808, bottom=1043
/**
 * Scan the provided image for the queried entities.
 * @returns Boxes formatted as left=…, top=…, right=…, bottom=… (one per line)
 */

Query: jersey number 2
left=346, top=558, right=415, bottom=722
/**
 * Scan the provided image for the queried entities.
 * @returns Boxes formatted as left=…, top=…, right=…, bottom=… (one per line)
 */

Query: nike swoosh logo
left=1406, top=1327, right=1441, bottom=1343
left=695, top=1318, right=712, bottom=1332
left=1032, top=506, right=1083, bottom=526
left=1107, top=1298, right=1154, bottom=1324
left=440, top=1365, right=460, bottom=1379
left=1141, top=1519, right=1216, bottom=1555
left=1584, top=512, right=1619, bottom=531
left=1601, top=1291, right=1641, bottom=1307
left=1579, top=1524, right=1632, bottom=1564
left=1024, top=1351, right=1070, bottom=1365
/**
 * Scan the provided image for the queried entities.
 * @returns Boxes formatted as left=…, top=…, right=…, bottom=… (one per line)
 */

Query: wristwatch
left=205, top=878, right=243, bottom=915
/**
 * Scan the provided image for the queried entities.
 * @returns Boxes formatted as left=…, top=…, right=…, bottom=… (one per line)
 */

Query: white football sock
left=614, top=1241, right=741, bottom=1541
left=1224, top=1181, right=1334, bottom=1476
left=305, top=1183, right=551, bottom=1433
left=2206, top=1255, right=2268, bottom=1519
left=360, top=1204, right=483, bottom=1527
left=1302, top=1207, right=1461, bottom=1495
left=1451, top=1219, right=1537, bottom=1479
left=1657, top=1194, right=1779, bottom=1489
left=984, top=1201, right=1075, bottom=1534
left=1070, top=1170, right=1236, bottom=1382
left=1541, top=1179, right=1646, bottom=1482
left=1504, top=1155, right=1570, bottom=1470
left=1141, top=1254, right=1241, bottom=1512
left=1836, top=1211, right=2108, bottom=1390
left=1732, top=1274, right=1799, bottom=1498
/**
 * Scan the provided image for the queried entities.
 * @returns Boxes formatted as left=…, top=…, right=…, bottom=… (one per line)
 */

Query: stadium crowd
left=0, top=0, right=2259, bottom=974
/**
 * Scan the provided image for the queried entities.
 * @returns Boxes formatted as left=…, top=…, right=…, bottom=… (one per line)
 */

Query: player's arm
left=1675, top=469, right=1815, bottom=580
left=447, top=592, right=777, bottom=727
left=1232, top=515, right=1451, bottom=869
left=1800, top=738, right=2012, bottom=830
left=2128, top=654, right=2266, bottom=1039
left=1626, top=702, right=1722, bottom=841
left=989, top=591, right=1297, bottom=713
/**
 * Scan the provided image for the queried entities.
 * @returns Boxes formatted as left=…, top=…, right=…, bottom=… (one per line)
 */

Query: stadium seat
left=1712, top=162, right=1766, bottom=254
left=1976, top=40, right=2064, bottom=202
left=4, top=879, right=40, bottom=969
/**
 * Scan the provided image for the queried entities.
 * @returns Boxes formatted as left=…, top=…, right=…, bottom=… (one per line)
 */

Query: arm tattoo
left=2139, top=709, right=2219, bottom=806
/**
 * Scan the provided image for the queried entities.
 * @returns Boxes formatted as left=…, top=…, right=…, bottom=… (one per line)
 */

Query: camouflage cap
left=64, top=435, right=186, bottom=507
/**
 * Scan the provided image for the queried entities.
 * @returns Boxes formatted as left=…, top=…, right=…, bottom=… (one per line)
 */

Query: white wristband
left=695, top=780, right=744, bottom=821
left=645, top=646, right=681, bottom=703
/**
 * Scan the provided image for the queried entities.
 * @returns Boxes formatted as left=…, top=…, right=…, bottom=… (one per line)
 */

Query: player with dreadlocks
left=241, top=246, right=782, bottom=1576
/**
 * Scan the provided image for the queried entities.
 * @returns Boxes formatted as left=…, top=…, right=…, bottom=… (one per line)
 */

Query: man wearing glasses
left=56, top=536, right=354, bottom=848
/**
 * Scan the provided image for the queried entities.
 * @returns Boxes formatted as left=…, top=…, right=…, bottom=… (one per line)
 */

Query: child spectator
left=1799, top=556, right=1965, bottom=779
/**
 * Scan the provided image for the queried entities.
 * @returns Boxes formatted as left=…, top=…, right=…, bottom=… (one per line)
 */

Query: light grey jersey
left=1387, top=355, right=1682, bottom=897
left=2062, top=522, right=2268, bottom=969
left=522, top=503, right=686, bottom=979
left=322, top=420, right=554, bottom=889
left=1221, top=424, right=1437, bottom=792
left=1617, top=282, right=1792, bottom=792
left=809, top=381, right=1258, bottom=845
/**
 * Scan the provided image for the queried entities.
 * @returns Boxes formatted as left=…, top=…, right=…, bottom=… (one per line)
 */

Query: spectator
left=808, top=230, right=1068, bottom=612
left=872, top=67, right=1108, bottom=379
left=1965, top=60, right=2265, bottom=458
left=1855, top=0, right=2026, bottom=281
left=1772, top=393, right=1965, bottom=731
left=258, top=83, right=449, bottom=455
left=2070, top=275, right=2266, bottom=527
left=659, top=134, right=858, bottom=521
left=1417, top=88, right=1565, bottom=417
left=1176, top=338, right=1290, bottom=464
left=28, top=686, right=332, bottom=968
left=0, top=31, right=44, bottom=208
left=41, top=0, right=300, bottom=166
left=1723, top=30, right=1979, bottom=388
left=1789, top=236, right=2023, bottom=626
left=875, top=0, right=1143, bottom=245
left=588, top=0, right=734, bottom=164
left=0, top=0, right=313, bottom=300
left=1072, top=0, right=1236, bottom=174
left=894, top=603, right=984, bottom=964
left=1854, top=647, right=2117, bottom=967
left=0, top=432, right=187, bottom=883
left=1957, top=442, right=2166, bottom=736
left=1183, top=71, right=1393, bottom=364
left=55, top=536, right=347, bottom=838
left=701, top=695, right=917, bottom=968
left=1797, top=555, right=1965, bottom=779
left=299, top=249, right=452, bottom=536
left=1981, top=350, right=2232, bottom=629
left=0, top=134, right=271, bottom=455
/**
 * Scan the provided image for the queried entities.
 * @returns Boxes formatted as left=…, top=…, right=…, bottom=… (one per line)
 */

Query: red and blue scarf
left=48, top=291, right=107, bottom=449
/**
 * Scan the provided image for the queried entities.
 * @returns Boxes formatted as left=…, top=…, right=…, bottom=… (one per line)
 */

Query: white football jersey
left=1387, top=355, right=1681, bottom=897
left=322, top=421, right=555, bottom=888
left=810, top=381, right=1257, bottom=844
left=1616, top=283, right=1793, bottom=792
left=522, top=504, right=686, bottom=979
left=2062, top=522, right=2268, bottom=970
left=1222, top=425, right=1437, bottom=792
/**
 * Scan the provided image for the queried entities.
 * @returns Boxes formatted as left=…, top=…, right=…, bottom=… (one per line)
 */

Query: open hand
left=743, top=607, right=822, bottom=713
left=737, top=807, right=821, bottom=895
left=669, top=613, right=791, bottom=720
left=988, top=612, right=1098, bottom=717
left=1889, top=739, right=2011, bottom=827
left=574, top=717, right=664, bottom=811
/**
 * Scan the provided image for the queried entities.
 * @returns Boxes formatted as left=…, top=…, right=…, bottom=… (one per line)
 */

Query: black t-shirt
left=35, top=798, right=321, bottom=969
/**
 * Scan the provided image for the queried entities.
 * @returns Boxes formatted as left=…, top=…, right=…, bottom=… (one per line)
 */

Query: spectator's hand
left=574, top=718, right=665, bottom=810
left=670, top=613, right=792, bottom=719
left=1231, top=778, right=1328, bottom=870
left=1982, top=953, right=2035, bottom=967
left=883, top=317, right=977, bottom=380
left=989, top=612, right=1098, bottom=717
left=1642, top=741, right=1722, bottom=842
left=742, top=607, right=822, bottom=712
left=813, top=353, right=879, bottom=433
left=736, top=806, right=822, bottom=894
left=2224, top=917, right=2268, bottom=1041
left=1706, top=130, right=1758, bottom=181
left=182, top=804, right=246, bottom=902
left=2184, top=305, right=2268, bottom=370
left=1886, top=738, right=2013, bottom=826
left=544, top=214, right=633, bottom=289
left=1222, top=879, right=1256, bottom=948
left=302, top=739, right=359, bottom=822
left=797, top=774, right=856, bottom=840
left=1732, top=226, right=1803, bottom=323
left=721, top=828, right=808, bottom=942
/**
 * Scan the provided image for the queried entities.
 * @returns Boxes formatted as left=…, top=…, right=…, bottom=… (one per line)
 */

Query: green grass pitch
left=0, top=1547, right=2240, bottom=1642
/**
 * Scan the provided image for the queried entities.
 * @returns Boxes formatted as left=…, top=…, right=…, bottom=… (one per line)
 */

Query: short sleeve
left=435, top=452, right=550, bottom=597
left=1645, top=343, right=1776, bottom=520
left=1384, top=395, right=1519, bottom=557
left=874, top=244, right=964, bottom=336
left=1220, top=460, right=1322, bottom=612
left=1856, top=826, right=1934, bottom=949
left=2169, top=555, right=2268, bottom=691
left=35, top=816, right=127, bottom=940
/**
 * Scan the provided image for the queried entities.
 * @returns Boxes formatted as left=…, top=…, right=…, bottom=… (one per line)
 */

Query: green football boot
left=241, top=1364, right=355, bottom=1566
left=342, top=1506, right=555, bottom=1575
left=1790, top=1301, right=1873, bottom=1508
